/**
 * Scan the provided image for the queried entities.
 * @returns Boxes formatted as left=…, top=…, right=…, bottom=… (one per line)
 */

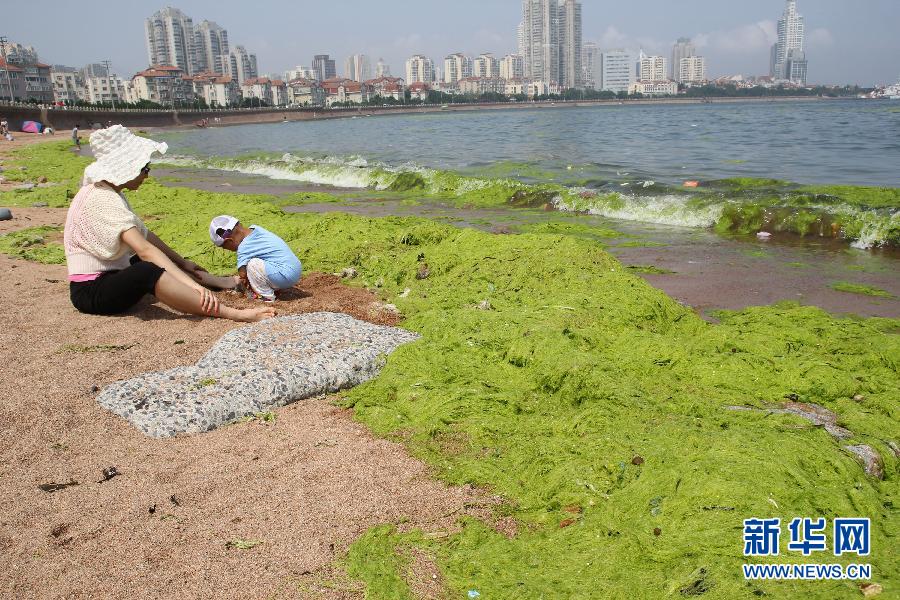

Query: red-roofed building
left=191, top=72, right=240, bottom=107
left=321, top=77, right=372, bottom=105
left=364, top=76, right=405, bottom=101
left=0, top=57, right=26, bottom=101
left=0, top=55, right=52, bottom=103
left=132, top=65, right=194, bottom=106
left=407, top=81, right=430, bottom=101
left=269, top=79, right=289, bottom=107
left=287, top=78, right=324, bottom=106
left=240, top=77, right=273, bottom=106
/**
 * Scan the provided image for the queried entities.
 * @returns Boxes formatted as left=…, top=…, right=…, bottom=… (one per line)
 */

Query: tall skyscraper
left=671, top=38, right=695, bottom=82
left=444, top=53, right=473, bottom=85
left=785, top=49, right=807, bottom=84
left=521, top=0, right=581, bottom=89
left=227, top=45, right=257, bottom=85
left=312, top=55, right=337, bottom=81
left=194, top=20, right=230, bottom=74
left=145, top=8, right=196, bottom=73
left=581, top=42, right=601, bottom=89
left=345, top=54, right=371, bottom=82
left=558, top=0, right=582, bottom=89
left=405, top=55, right=435, bottom=84
left=522, top=0, right=559, bottom=85
left=600, top=49, right=634, bottom=93
left=517, top=22, right=526, bottom=58
left=771, top=0, right=805, bottom=80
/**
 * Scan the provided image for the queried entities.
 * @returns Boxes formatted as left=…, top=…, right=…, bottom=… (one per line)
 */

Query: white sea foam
left=554, top=192, right=723, bottom=229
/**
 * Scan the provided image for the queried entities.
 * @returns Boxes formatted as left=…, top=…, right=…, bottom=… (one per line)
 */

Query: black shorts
left=70, top=259, right=165, bottom=315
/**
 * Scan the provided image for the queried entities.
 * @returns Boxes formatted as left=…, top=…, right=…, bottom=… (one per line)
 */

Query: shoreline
left=2, top=94, right=837, bottom=132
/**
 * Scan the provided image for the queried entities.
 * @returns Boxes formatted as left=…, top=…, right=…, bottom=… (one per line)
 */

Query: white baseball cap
left=209, top=215, right=239, bottom=246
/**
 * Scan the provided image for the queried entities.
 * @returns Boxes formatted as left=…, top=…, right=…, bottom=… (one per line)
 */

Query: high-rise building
left=521, top=0, right=581, bottom=89
left=639, top=55, right=667, bottom=81
left=312, top=55, right=336, bottom=81
left=473, top=53, right=500, bottom=79
left=558, top=0, right=582, bottom=89
left=375, top=58, right=392, bottom=78
left=194, top=20, right=230, bottom=74
left=785, top=48, right=807, bottom=85
left=522, top=0, right=559, bottom=85
left=581, top=42, right=601, bottom=89
left=678, top=56, right=706, bottom=84
left=344, top=54, right=371, bottom=82
left=226, top=45, right=258, bottom=85
left=1, top=42, right=39, bottom=65
left=405, top=55, right=435, bottom=84
left=600, top=49, right=634, bottom=93
left=517, top=21, right=526, bottom=58
left=444, top=53, right=473, bottom=85
left=499, top=54, right=525, bottom=80
left=770, top=0, right=804, bottom=80
left=145, top=8, right=196, bottom=74
left=284, top=65, right=317, bottom=81
left=671, top=38, right=695, bottom=81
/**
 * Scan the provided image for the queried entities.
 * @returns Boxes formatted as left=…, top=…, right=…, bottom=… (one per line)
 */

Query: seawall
left=0, top=95, right=832, bottom=131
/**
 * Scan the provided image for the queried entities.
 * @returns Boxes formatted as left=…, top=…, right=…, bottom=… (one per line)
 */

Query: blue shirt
left=236, top=225, right=302, bottom=289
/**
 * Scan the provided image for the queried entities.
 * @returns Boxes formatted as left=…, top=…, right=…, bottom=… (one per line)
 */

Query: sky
left=5, top=1, right=900, bottom=86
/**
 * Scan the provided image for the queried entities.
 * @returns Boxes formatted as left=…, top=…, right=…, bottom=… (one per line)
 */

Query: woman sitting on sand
left=64, top=125, right=276, bottom=323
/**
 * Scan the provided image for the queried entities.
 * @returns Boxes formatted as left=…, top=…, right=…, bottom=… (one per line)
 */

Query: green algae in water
left=831, top=282, right=894, bottom=298
left=0, top=226, right=65, bottom=264
left=13, top=138, right=900, bottom=600
left=626, top=265, right=675, bottom=274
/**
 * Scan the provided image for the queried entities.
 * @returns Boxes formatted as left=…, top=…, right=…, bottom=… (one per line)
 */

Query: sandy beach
left=1, top=133, right=897, bottom=599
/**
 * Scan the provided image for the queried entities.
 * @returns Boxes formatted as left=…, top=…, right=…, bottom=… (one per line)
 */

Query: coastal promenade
left=0, top=95, right=828, bottom=131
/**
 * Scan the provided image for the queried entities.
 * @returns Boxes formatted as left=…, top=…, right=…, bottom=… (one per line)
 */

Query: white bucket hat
left=83, top=125, right=168, bottom=186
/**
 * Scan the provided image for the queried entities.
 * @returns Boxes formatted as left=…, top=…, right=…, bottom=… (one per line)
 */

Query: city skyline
left=3, top=1, right=900, bottom=86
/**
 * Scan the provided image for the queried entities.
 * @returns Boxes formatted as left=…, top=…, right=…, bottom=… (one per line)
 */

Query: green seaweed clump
left=831, top=282, right=894, bottom=298
left=0, top=226, right=65, bottom=264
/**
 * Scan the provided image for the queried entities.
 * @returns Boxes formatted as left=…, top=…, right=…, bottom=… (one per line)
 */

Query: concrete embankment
left=0, top=95, right=829, bottom=131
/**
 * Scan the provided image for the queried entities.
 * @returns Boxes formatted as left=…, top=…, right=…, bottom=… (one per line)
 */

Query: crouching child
left=209, top=215, right=302, bottom=302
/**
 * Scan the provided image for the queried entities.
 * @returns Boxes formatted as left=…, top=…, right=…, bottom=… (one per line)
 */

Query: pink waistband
left=68, top=273, right=102, bottom=282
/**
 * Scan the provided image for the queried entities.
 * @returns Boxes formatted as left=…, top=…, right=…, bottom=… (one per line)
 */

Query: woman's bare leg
left=154, top=272, right=275, bottom=322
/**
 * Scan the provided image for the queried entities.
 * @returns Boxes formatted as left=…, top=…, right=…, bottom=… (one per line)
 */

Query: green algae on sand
left=0, top=226, right=65, bottom=264
left=8, top=140, right=900, bottom=600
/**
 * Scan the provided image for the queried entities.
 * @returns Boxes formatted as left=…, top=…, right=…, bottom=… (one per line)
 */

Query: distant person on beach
left=72, top=125, right=80, bottom=148
left=209, top=215, right=302, bottom=302
left=64, top=125, right=275, bottom=322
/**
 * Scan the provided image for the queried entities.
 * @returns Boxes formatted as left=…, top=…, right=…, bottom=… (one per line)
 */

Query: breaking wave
left=159, top=153, right=899, bottom=249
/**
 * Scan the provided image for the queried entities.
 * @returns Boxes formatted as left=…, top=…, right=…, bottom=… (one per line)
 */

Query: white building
left=50, top=68, right=85, bottom=103
left=771, top=0, right=804, bottom=80
left=287, top=78, right=325, bottom=106
left=558, top=0, right=582, bottom=89
left=458, top=77, right=504, bottom=96
left=132, top=65, right=194, bottom=106
left=628, top=80, right=677, bottom=96
left=499, top=54, right=524, bottom=81
left=443, top=53, right=473, bottom=85
left=671, top=38, right=695, bottom=82
left=600, top=49, right=634, bottom=93
left=473, top=53, right=500, bottom=79
left=521, top=0, right=581, bottom=89
left=581, top=42, right=601, bottom=89
left=517, top=21, right=526, bottom=58
left=344, top=54, right=371, bottom=82
left=639, top=55, right=667, bottom=82
left=785, top=49, right=808, bottom=85
left=678, top=56, right=707, bottom=85
left=284, top=66, right=317, bottom=81
left=85, top=75, right=127, bottom=104
left=192, top=73, right=240, bottom=107
left=145, top=8, right=196, bottom=75
left=405, top=55, right=435, bottom=84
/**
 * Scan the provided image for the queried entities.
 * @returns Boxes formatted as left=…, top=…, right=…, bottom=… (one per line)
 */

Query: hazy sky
left=6, top=1, right=900, bottom=85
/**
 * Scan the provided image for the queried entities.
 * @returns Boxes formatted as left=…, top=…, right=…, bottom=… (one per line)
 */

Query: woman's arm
left=145, top=230, right=236, bottom=289
left=146, top=230, right=196, bottom=269
left=123, top=228, right=205, bottom=291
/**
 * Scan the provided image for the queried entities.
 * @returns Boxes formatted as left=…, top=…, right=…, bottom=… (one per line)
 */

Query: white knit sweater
left=64, top=183, right=148, bottom=276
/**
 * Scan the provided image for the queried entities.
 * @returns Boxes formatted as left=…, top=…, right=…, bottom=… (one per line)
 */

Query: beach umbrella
left=21, top=120, right=43, bottom=133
